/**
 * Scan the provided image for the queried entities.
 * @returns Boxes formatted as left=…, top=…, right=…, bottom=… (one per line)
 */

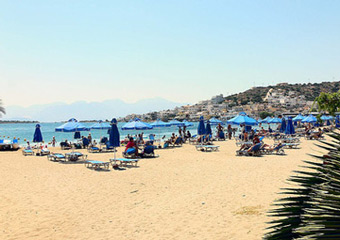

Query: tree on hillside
left=0, top=100, right=5, bottom=117
left=313, top=91, right=340, bottom=116
left=259, top=111, right=273, bottom=119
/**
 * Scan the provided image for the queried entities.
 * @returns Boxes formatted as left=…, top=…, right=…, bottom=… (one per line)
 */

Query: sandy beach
left=0, top=137, right=328, bottom=240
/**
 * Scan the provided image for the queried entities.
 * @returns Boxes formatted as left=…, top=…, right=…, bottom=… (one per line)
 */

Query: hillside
left=225, top=81, right=340, bottom=105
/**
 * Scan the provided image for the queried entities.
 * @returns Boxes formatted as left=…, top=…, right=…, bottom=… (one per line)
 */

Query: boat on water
left=0, top=139, right=20, bottom=151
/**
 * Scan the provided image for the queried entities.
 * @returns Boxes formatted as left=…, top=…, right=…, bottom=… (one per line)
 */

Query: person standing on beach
left=227, top=124, right=232, bottom=139
left=52, top=136, right=56, bottom=147
left=88, top=133, right=92, bottom=144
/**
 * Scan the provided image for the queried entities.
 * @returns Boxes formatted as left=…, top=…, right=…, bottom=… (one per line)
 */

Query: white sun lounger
left=110, top=158, right=139, bottom=167
left=195, top=145, right=220, bottom=152
left=84, top=160, right=110, bottom=170
left=47, top=153, right=66, bottom=161
left=22, top=149, right=35, bottom=156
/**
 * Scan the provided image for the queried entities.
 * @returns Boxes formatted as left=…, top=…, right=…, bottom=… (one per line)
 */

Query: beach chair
left=195, top=145, right=220, bottom=152
left=110, top=158, right=139, bottom=167
left=149, top=134, right=155, bottom=145
left=236, top=143, right=262, bottom=156
left=283, top=143, right=300, bottom=149
left=35, top=148, right=50, bottom=156
left=217, top=131, right=225, bottom=141
left=65, top=152, right=87, bottom=161
left=263, top=144, right=285, bottom=155
left=88, top=146, right=102, bottom=153
left=123, top=148, right=138, bottom=158
left=84, top=160, right=110, bottom=170
left=140, top=145, right=157, bottom=158
left=101, top=143, right=116, bottom=152
left=171, top=137, right=183, bottom=147
left=47, top=153, right=66, bottom=161
left=22, top=149, right=35, bottom=156
left=188, top=135, right=199, bottom=145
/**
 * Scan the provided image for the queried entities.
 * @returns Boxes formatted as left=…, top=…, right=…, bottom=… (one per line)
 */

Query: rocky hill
left=225, top=81, right=340, bottom=105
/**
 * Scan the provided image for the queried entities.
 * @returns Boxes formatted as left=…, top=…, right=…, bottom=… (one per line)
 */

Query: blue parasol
left=109, top=118, right=120, bottom=159
left=197, top=116, right=206, bottom=135
left=169, top=119, right=185, bottom=127
left=121, top=120, right=153, bottom=130
left=33, top=124, right=43, bottom=142
left=301, top=115, right=317, bottom=123
left=55, top=118, right=90, bottom=132
left=227, top=115, right=258, bottom=126
left=182, top=120, right=194, bottom=127
left=208, top=117, right=224, bottom=125
left=268, top=117, right=282, bottom=124
left=280, top=118, right=286, bottom=133
left=90, top=120, right=111, bottom=130
left=285, top=117, right=295, bottom=135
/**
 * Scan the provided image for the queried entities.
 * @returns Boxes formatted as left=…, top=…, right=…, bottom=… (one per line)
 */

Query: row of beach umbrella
left=32, top=113, right=338, bottom=144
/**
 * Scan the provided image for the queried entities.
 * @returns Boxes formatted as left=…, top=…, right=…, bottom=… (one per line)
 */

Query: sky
left=1, top=0, right=340, bottom=107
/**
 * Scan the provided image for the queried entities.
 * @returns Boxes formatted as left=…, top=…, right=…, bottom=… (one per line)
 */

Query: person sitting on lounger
left=185, top=130, right=191, bottom=140
left=239, top=134, right=260, bottom=151
left=25, top=141, right=31, bottom=149
left=263, top=142, right=283, bottom=151
left=140, top=142, right=154, bottom=157
left=170, top=133, right=176, bottom=144
left=125, top=137, right=138, bottom=155
left=310, top=128, right=323, bottom=140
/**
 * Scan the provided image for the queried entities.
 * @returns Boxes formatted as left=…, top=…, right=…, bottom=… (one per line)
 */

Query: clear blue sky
left=1, top=0, right=340, bottom=107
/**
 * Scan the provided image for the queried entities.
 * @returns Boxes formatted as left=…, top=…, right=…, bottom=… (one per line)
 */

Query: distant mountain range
left=2, top=98, right=186, bottom=122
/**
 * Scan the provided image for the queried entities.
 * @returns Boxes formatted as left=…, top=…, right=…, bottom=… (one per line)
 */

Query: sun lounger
left=195, top=145, right=220, bottom=152
left=123, top=148, right=138, bottom=158
left=47, top=153, right=66, bottom=161
left=101, top=143, right=117, bottom=152
left=275, top=137, right=300, bottom=143
left=140, top=145, right=158, bottom=158
left=35, top=148, right=50, bottom=156
left=170, top=137, right=183, bottom=147
left=88, top=146, right=102, bottom=153
left=22, top=149, right=35, bottom=156
left=236, top=143, right=262, bottom=156
left=110, top=158, right=139, bottom=167
left=65, top=152, right=87, bottom=161
left=263, top=144, right=285, bottom=155
left=84, top=160, right=110, bottom=170
left=283, top=143, right=300, bottom=149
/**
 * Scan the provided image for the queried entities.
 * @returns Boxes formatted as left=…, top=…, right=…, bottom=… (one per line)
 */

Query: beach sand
left=0, top=137, right=328, bottom=240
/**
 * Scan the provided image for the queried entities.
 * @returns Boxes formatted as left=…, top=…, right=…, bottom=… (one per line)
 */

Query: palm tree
left=265, top=133, right=340, bottom=239
left=0, top=99, right=5, bottom=117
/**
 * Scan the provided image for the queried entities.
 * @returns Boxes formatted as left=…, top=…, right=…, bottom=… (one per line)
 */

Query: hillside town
left=120, top=86, right=315, bottom=122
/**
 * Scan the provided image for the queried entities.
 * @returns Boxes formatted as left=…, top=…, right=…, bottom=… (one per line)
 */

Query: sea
left=0, top=122, right=275, bottom=146
left=0, top=122, right=200, bottom=145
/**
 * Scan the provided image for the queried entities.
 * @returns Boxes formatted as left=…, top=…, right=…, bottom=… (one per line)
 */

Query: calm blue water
left=0, top=122, right=276, bottom=146
left=0, top=122, right=200, bottom=145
